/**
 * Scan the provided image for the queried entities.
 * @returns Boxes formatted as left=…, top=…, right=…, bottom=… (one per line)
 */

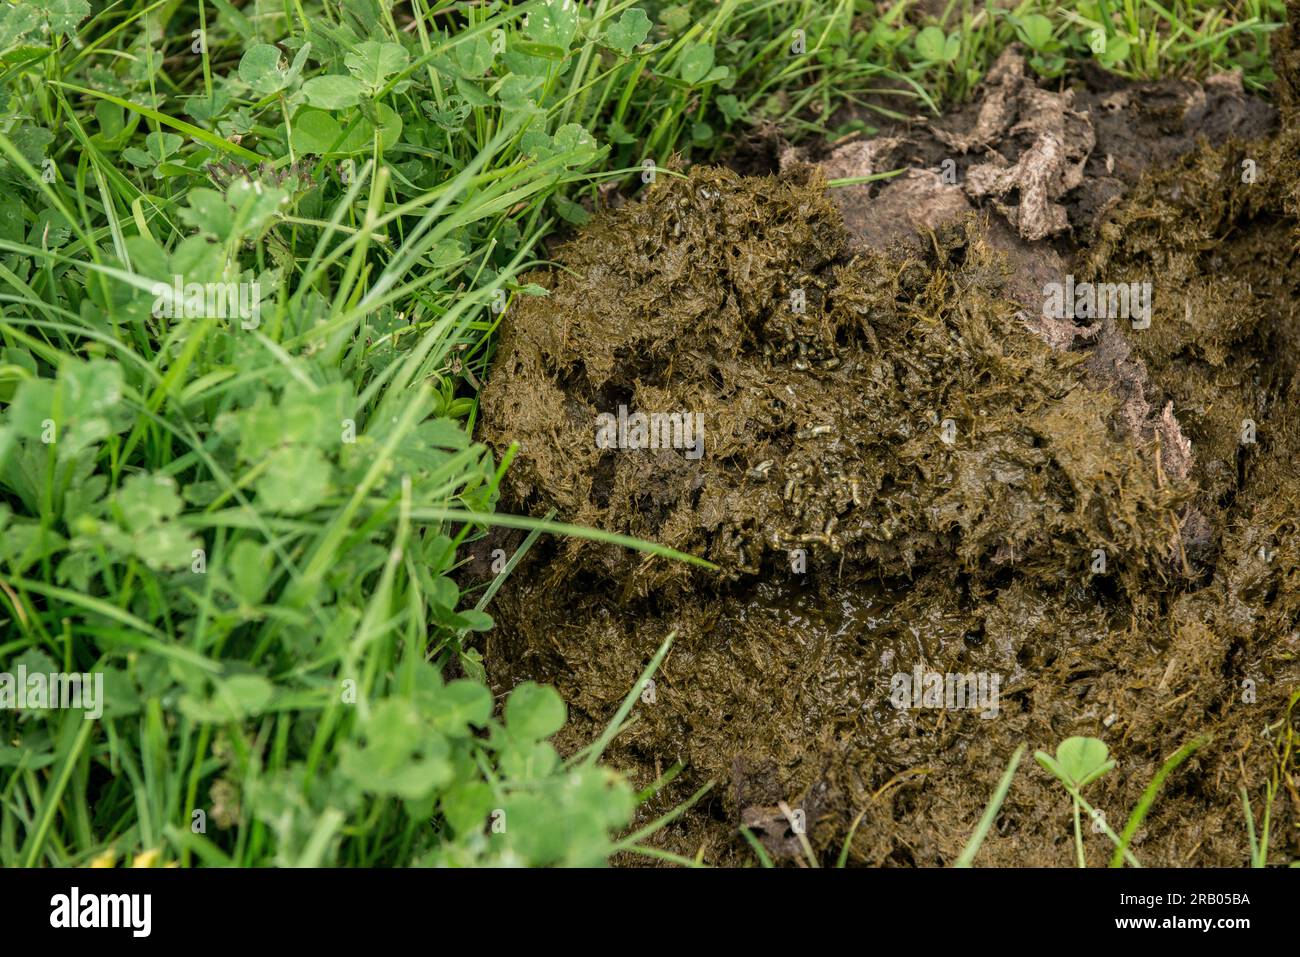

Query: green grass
left=0, top=0, right=1288, bottom=868
left=888, top=1, right=1285, bottom=105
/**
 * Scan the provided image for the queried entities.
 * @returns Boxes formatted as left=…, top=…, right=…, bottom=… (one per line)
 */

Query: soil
left=471, top=14, right=1300, bottom=866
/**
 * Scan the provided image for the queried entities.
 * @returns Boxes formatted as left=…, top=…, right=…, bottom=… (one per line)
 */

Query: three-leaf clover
left=1015, top=13, right=1056, bottom=52
left=121, top=131, right=183, bottom=178
left=105, top=473, right=201, bottom=571
left=339, top=698, right=454, bottom=801
left=1036, top=736, right=1115, bottom=790
left=1036, top=736, right=1117, bottom=866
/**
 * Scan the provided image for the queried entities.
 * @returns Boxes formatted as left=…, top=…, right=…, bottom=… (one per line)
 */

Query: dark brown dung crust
left=474, top=24, right=1300, bottom=866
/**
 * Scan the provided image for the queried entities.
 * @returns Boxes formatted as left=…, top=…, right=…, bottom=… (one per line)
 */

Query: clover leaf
left=523, top=0, right=579, bottom=51
left=339, top=699, right=454, bottom=800
left=301, top=74, right=364, bottom=110
left=505, top=681, right=566, bottom=741
left=1038, top=735, right=1116, bottom=790
left=344, top=40, right=408, bottom=94
left=604, top=8, right=651, bottom=56
left=678, top=42, right=714, bottom=84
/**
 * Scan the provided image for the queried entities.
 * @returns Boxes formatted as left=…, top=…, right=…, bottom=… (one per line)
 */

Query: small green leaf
left=115, top=473, right=183, bottom=533
left=225, top=178, right=288, bottom=238
left=553, top=194, right=589, bottom=225
left=1017, top=14, right=1055, bottom=51
left=136, top=523, right=200, bottom=571
left=717, top=94, right=744, bottom=122
left=178, top=188, right=233, bottom=240
left=0, top=5, right=43, bottom=49
left=40, top=0, right=90, bottom=37
left=915, top=26, right=947, bottom=61
left=184, top=89, right=231, bottom=125
left=7, top=359, right=125, bottom=456
left=0, top=196, right=25, bottom=243
left=226, top=538, right=273, bottom=606
left=498, top=738, right=559, bottom=780
left=943, top=31, right=961, bottom=62
left=290, top=109, right=346, bottom=154
left=1096, top=33, right=1130, bottom=66
left=422, top=96, right=470, bottom=131
left=505, top=682, right=566, bottom=741
left=604, top=7, right=651, bottom=56
left=179, top=674, right=275, bottom=722
left=428, top=680, right=493, bottom=735
left=455, top=608, right=495, bottom=632
left=121, top=147, right=153, bottom=168
left=497, top=74, right=543, bottom=112
left=440, top=779, right=493, bottom=835
left=454, top=34, right=494, bottom=76
left=301, top=74, right=363, bottom=110
left=344, top=40, right=409, bottom=93
left=659, top=4, right=691, bottom=35
left=605, top=118, right=636, bottom=144
left=219, top=674, right=274, bottom=716
left=255, top=446, right=332, bottom=514
left=290, top=105, right=401, bottom=156
left=1052, top=736, right=1114, bottom=789
left=678, top=43, right=715, bottom=84
left=12, top=125, right=53, bottom=165
left=523, top=0, right=579, bottom=50
left=144, top=131, right=182, bottom=162
left=552, top=122, right=599, bottom=165
left=239, top=43, right=291, bottom=95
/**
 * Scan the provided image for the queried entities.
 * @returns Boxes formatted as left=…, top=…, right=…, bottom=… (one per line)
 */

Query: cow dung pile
left=472, top=16, right=1300, bottom=865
